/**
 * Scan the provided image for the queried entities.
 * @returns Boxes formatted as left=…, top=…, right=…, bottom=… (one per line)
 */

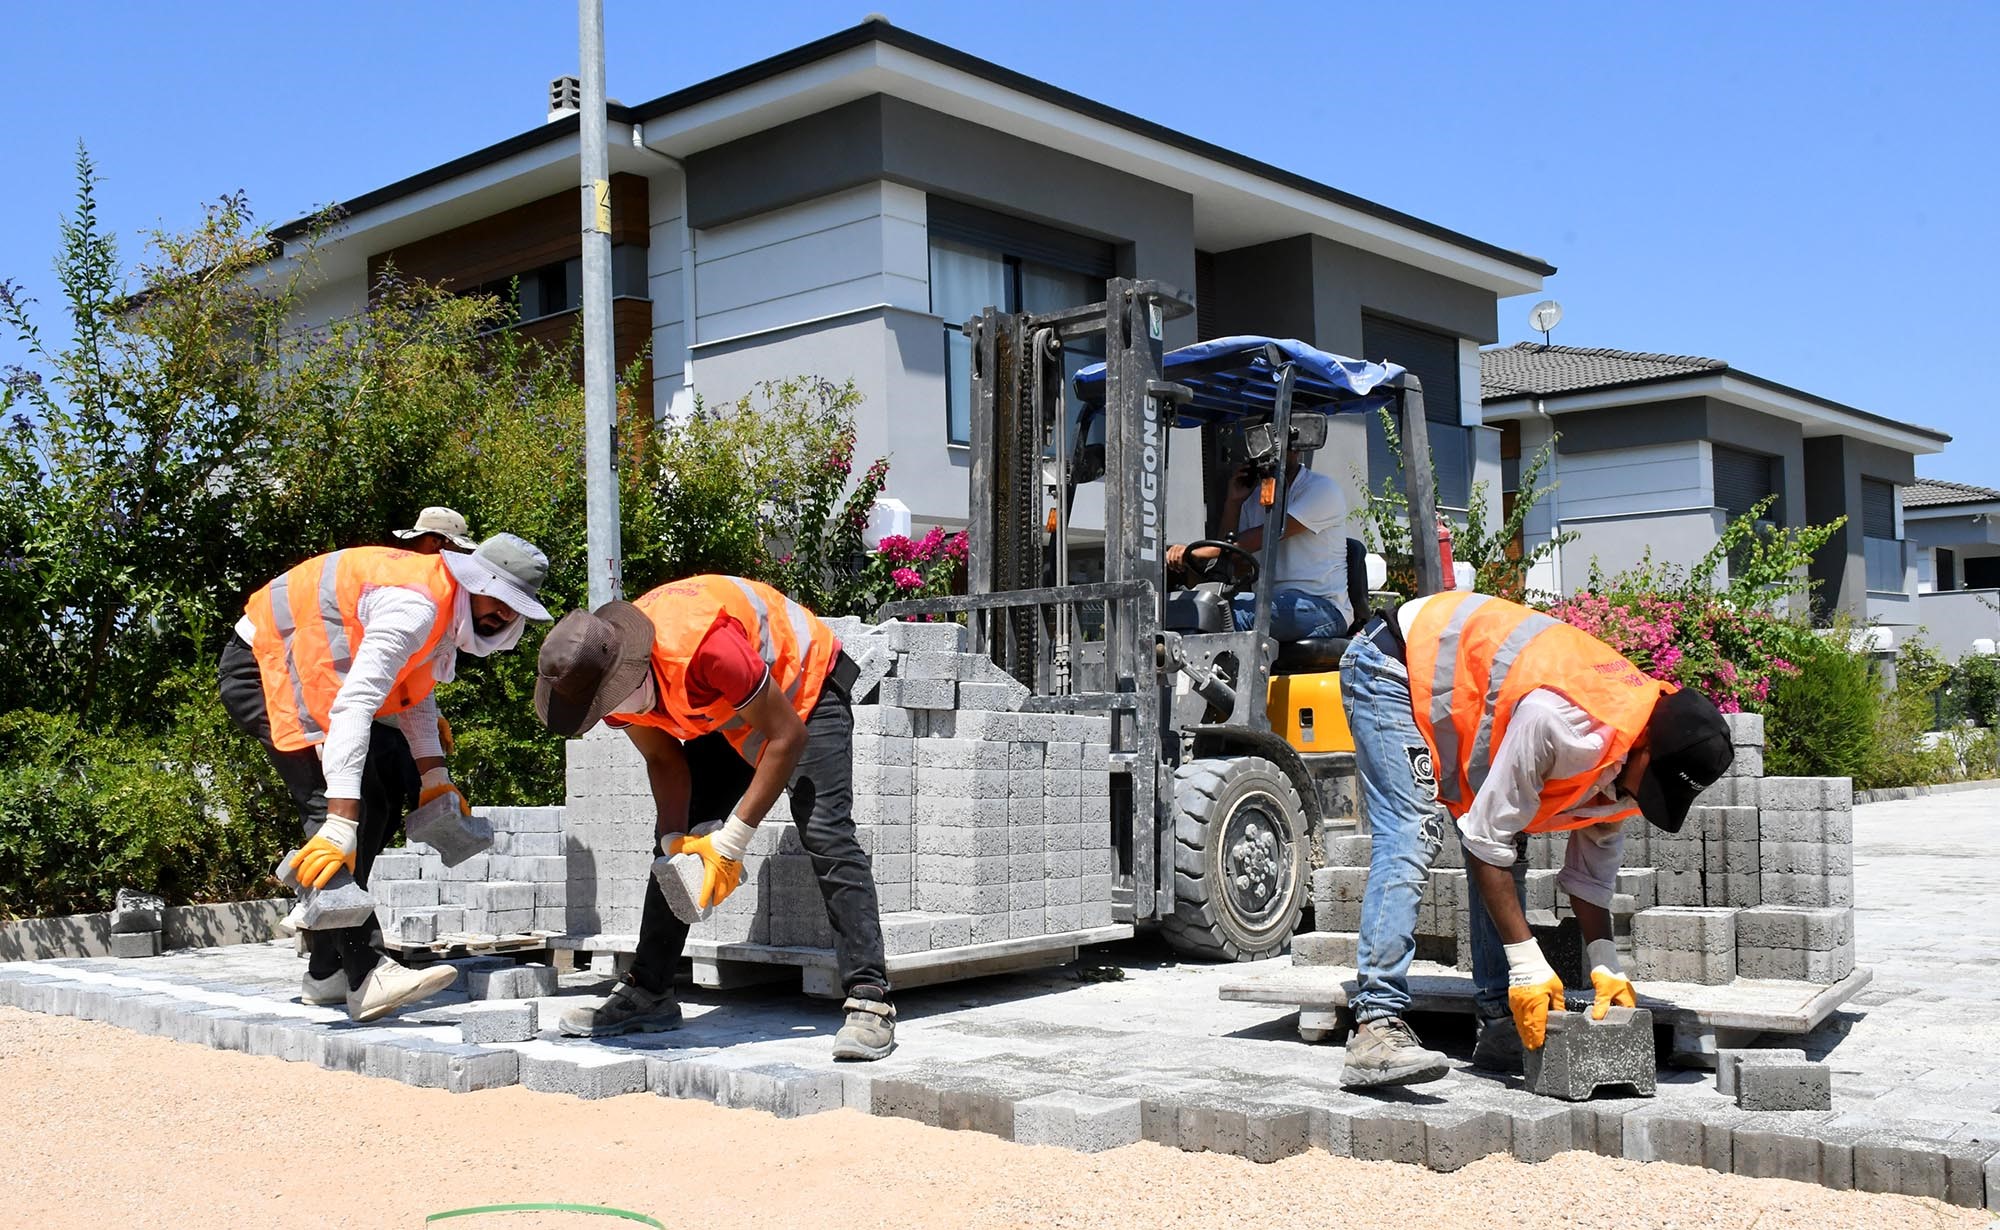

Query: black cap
left=533, top=602, right=655, bottom=737
left=1635, top=688, right=1735, bottom=833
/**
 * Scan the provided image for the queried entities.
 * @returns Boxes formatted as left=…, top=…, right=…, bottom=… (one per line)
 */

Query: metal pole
left=579, top=0, right=621, bottom=606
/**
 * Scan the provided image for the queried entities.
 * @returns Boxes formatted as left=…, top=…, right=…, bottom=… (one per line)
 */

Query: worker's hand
left=1166, top=543, right=1187, bottom=572
left=436, top=715, right=455, bottom=755
left=418, top=766, right=469, bottom=817
left=666, top=815, right=756, bottom=909
left=1587, top=938, right=1636, bottom=1020
left=1503, top=937, right=1564, bottom=1049
left=291, top=816, right=360, bottom=890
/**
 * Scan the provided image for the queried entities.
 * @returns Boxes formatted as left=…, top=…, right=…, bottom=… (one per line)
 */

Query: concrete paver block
left=519, top=1049, right=648, bottom=1100
left=1736, top=1061, right=1833, bottom=1111
left=111, top=888, right=165, bottom=934
left=461, top=1002, right=538, bottom=1044
left=1715, top=1047, right=1807, bottom=1096
left=1292, top=931, right=1358, bottom=967
left=1350, top=1107, right=1428, bottom=1164
left=1507, top=1102, right=1574, bottom=1163
left=1013, top=1092, right=1143, bottom=1152
left=110, top=930, right=162, bottom=959
left=404, top=794, right=495, bottom=866
left=1522, top=1007, right=1657, bottom=1101
left=466, top=963, right=551, bottom=1000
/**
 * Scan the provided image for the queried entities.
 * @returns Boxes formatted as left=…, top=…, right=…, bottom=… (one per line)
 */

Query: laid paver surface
left=4, top=790, right=1997, bottom=1205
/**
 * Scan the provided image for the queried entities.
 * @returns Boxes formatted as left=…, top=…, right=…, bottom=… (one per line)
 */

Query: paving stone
left=1737, top=1062, right=1833, bottom=1112
left=463, top=964, right=552, bottom=1001
left=111, top=888, right=166, bottom=934
left=1012, top=1092, right=1143, bottom=1153
left=461, top=1002, right=538, bottom=1043
left=1715, top=1048, right=1808, bottom=1096
left=1425, top=1106, right=1507, bottom=1172
left=872, top=1075, right=943, bottom=1126
left=404, top=795, right=495, bottom=866
left=1639, top=1106, right=1737, bottom=1171
left=1291, top=931, right=1358, bottom=967
left=719, top=1063, right=847, bottom=1118
left=1732, top=1113, right=1836, bottom=1185
left=111, top=930, right=162, bottom=959
left=1350, top=1106, right=1428, bottom=1164
left=1243, top=1106, right=1313, bottom=1164
left=518, top=1049, right=648, bottom=1100
left=1522, top=1007, right=1657, bottom=1101
left=1507, top=1101, right=1575, bottom=1163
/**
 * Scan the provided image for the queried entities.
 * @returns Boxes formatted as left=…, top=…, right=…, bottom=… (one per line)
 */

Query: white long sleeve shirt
left=235, top=586, right=448, bottom=798
left=1399, top=597, right=1629, bottom=908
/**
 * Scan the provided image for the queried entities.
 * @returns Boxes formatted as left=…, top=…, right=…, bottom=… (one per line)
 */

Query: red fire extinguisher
left=1437, top=514, right=1456, bottom=590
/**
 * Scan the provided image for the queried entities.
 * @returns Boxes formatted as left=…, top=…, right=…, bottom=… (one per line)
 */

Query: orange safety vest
left=614, top=575, right=837, bottom=766
left=243, top=547, right=458, bottom=752
left=1404, top=591, right=1668, bottom=833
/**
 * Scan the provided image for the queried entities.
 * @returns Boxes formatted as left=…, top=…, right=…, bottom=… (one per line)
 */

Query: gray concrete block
left=1760, top=872, right=1854, bottom=908
left=1521, top=1007, right=1657, bottom=1100
left=404, top=794, right=495, bottom=866
left=720, top=1063, right=847, bottom=1119
left=1736, top=1062, right=1833, bottom=1111
left=1425, top=1106, right=1508, bottom=1172
left=1614, top=867, right=1657, bottom=910
left=1716, top=1047, right=1808, bottom=1096
left=111, top=888, right=165, bottom=934
left=1631, top=905, right=1737, bottom=954
left=881, top=678, right=955, bottom=710
left=1652, top=869, right=1706, bottom=906
left=886, top=619, right=968, bottom=653
left=466, top=881, right=537, bottom=912
left=959, top=680, right=1030, bottom=711
left=369, top=851, right=425, bottom=881
left=466, top=963, right=552, bottom=1000
left=1012, top=1092, right=1143, bottom=1152
left=1724, top=711, right=1764, bottom=746
left=1731, top=1114, right=1835, bottom=1185
left=1350, top=1107, right=1427, bottom=1164
left=871, top=1075, right=942, bottom=1126
left=461, top=1002, right=538, bottom=1043
left=111, top=930, right=162, bottom=958
left=519, top=1051, right=648, bottom=1100
left=397, top=912, right=439, bottom=943
left=374, top=879, right=439, bottom=908
left=1632, top=945, right=1735, bottom=984
left=286, top=867, right=377, bottom=930
left=1292, top=931, right=1358, bottom=967
left=1508, top=1102, right=1575, bottom=1163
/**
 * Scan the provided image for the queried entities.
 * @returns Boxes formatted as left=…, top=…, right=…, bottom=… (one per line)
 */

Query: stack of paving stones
left=1300, top=711, right=1862, bottom=991
left=365, top=807, right=567, bottom=944
left=110, top=889, right=165, bottom=959
left=558, top=618, right=1115, bottom=961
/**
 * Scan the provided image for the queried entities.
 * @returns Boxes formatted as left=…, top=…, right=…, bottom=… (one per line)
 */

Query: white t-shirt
left=1236, top=465, right=1349, bottom=607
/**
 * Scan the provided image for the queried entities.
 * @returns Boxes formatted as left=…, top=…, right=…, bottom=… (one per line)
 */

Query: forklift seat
left=1270, top=538, right=1371, bottom=676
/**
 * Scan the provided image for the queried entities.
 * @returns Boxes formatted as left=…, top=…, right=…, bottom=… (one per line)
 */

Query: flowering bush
left=855, top=524, right=967, bottom=617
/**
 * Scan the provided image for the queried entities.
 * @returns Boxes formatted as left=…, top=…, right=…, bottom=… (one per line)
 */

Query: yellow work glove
left=1588, top=938, right=1637, bottom=1020
left=436, top=715, right=455, bottom=755
left=291, top=816, right=360, bottom=890
left=1503, top=938, right=1564, bottom=1049
left=666, top=815, right=755, bottom=909
left=419, top=767, right=469, bottom=816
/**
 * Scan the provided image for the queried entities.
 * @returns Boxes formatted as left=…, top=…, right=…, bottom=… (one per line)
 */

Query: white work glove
left=1504, top=938, right=1564, bottom=1049
left=419, top=766, right=469, bottom=816
left=1587, top=937, right=1637, bottom=1020
left=665, top=815, right=756, bottom=909
left=291, top=816, right=360, bottom=889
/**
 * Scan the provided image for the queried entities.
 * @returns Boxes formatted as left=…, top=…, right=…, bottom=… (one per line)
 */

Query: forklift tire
left=1160, top=756, right=1309, bottom=962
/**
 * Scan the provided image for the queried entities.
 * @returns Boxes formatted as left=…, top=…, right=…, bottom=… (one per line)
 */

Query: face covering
left=436, top=587, right=526, bottom=681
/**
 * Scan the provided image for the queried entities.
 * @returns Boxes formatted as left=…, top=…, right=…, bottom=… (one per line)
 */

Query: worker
left=218, top=534, right=552, bottom=1021
left=532, top=575, right=895, bottom=1061
left=1165, top=450, right=1351, bottom=639
left=392, top=506, right=478, bottom=555
left=1334, top=591, right=1733, bottom=1087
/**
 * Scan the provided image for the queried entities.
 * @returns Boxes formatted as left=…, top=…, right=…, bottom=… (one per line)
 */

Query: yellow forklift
left=880, top=280, right=1442, bottom=960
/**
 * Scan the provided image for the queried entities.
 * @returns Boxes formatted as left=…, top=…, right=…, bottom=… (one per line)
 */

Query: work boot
left=830, top=989, right=896, bottom=1062
left=299, top=969, right=347, bottom=1006
left=1340, top=1016, right=1450, bottom=1088
left=1471, top=1012, right=1525, bottom=1074
left=346, top=960, right=459, bottom=1022
left=558, top=979, right=683, bottom=1038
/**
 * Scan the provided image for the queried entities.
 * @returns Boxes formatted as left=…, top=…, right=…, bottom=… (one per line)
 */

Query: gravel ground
left=2, top=1007, right=1981, bottom=1230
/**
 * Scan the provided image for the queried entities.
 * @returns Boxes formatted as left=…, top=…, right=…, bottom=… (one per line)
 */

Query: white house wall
left=1552, top=440, right=1711, bottom=522
left=647, top=170, right=690, bottom=418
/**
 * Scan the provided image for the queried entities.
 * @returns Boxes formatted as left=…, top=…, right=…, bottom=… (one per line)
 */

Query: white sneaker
left=300, top=970, right=348, bottom=1006
left=346, top=961, right=459, bottom=1022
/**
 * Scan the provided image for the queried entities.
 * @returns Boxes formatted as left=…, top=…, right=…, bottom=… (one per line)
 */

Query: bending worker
left=219, top=534, right=552, bottom=1020
left=533, top=575, right=896, bottom=1061
left=1335, top=590, right=1733, bottom=1087
left=1166, top=449, right=1351, bottom=640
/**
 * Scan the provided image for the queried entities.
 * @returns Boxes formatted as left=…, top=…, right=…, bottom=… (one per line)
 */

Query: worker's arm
left=622, top=723, right=693, bottom=840
left=394, top=694, right=447, bottom=777
left=292, top=586, right=439, bottom=888
left=1564, top=821, right=1637, bottom=1019
left=663, top=674, right=808, bottom=910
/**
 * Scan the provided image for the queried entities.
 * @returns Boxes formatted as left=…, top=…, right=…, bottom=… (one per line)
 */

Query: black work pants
left=628, top=664, right=888, bottom=998
left=218, top=635, right=420, bottom=985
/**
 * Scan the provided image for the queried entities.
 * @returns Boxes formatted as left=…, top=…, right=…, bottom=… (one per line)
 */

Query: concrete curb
left=0, top=899, right=289, bottom=962
left=0, top=960, right=1993, bottom=1210
left=1853, top=779, right=2000, bottom=806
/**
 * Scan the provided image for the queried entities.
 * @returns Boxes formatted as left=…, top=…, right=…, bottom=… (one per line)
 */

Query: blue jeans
left=1231, top=589, right=1349, bottom=640
left=1339, top=628, right=1448, bottom=1024
left=1462, top=836, right=1529, bottom=1020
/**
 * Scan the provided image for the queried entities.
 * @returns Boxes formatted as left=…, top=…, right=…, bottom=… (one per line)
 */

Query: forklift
left=879, top=279, right=1443, bottom=961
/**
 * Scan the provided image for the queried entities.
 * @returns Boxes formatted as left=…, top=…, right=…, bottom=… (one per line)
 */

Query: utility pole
left=578, top=0, right=621, bottom=607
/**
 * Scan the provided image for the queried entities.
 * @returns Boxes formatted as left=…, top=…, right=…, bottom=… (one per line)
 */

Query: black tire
left=1159, top=756, right=1309, bottom=961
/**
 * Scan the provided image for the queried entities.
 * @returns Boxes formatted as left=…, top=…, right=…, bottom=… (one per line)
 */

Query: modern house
left=1904, top=478, right=2000, bottom=659
left=269, top=18, right=1552, bottom=563
left=1479, top=343, right=1950, bottom=627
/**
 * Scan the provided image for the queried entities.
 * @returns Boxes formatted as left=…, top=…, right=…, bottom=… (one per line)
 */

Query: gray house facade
left=270, top=20, right=1550, bottom=557
left=1480, top=344, right=1949, bottom=627
left=1905, top=478, right=2000, bottom=659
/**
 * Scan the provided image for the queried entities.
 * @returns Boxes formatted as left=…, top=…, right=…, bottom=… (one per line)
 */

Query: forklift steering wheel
left=1183, top=538, right=1261, bottom=592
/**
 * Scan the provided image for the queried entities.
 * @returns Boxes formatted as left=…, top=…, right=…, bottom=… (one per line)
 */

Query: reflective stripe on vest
left=1408, top=592, right=1665, bottom=832
left=243, top=547, right=456, bottom=752
left=616, top=575, right=836, bottom=765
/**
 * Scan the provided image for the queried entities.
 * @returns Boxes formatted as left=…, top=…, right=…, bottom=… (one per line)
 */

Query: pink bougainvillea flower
left=892, top=566, right=923, bottom=590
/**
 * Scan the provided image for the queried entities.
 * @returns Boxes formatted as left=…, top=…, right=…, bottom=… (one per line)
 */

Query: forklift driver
left=1165, top=449, right=1352, bottom=641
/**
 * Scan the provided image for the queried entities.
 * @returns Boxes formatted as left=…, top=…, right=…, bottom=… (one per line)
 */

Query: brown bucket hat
left=533, top=601, right=656, bottom=736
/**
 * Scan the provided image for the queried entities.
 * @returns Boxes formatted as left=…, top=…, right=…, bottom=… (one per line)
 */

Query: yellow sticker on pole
left=593, top=178, right=612, bottom=234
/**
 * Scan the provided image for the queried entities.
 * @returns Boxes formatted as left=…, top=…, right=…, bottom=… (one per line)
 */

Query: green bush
left=1944, top=653, right=2000, bottom=727
left=1864, top=639, right=1960, bottom=789
left=1764, top=630, right=1878, bottom=781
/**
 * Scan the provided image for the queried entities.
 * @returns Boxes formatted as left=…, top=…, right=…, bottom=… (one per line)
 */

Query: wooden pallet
left=380, top=930, right=559, bottom=959
left=1219, top=959, right=1872, bottom=1067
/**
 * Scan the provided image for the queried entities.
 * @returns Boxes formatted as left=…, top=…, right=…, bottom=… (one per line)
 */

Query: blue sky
left=2, top=1, right=1993, bottom=482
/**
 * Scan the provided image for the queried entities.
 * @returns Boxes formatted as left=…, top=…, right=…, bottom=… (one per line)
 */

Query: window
left=1937, top=547, right=1958, bottom=592
left=462, top=243, right=648, bottom=323
left=1361, top=315, right=1470, bottom=510
left=1862, top=478, right=1903, bottom=592
left=1966, top=555, right=2000, bottom=590
left=1713, top=445, right=1781, bottom=523
left=928, top=200, right=1113, bottom=445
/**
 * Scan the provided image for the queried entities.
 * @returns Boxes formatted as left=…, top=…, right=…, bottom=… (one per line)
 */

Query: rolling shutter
left=1713, top=445, right=1779, bottom=521
left=1361, top=315, right=1468, bottom=509
left=1861, top=479, right=1896, bottom=539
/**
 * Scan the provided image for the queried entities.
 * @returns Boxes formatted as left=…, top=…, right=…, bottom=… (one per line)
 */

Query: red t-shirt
left=606, top=614, right=767, bottom=728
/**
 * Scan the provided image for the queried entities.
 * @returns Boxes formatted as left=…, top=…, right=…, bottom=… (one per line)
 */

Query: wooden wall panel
left=368, top=172, right=649, bottom=291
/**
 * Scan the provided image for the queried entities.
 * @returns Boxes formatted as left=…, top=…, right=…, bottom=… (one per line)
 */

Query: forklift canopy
left=1073, top=335, right=1407, bottom=428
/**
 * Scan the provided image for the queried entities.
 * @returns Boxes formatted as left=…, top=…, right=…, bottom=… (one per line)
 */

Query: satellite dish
left=1529, top=300, right=1563, bottom=343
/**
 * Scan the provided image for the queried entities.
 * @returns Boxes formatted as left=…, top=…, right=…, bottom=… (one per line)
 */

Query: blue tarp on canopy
left=1072, top=336, right=1406, bottom=427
